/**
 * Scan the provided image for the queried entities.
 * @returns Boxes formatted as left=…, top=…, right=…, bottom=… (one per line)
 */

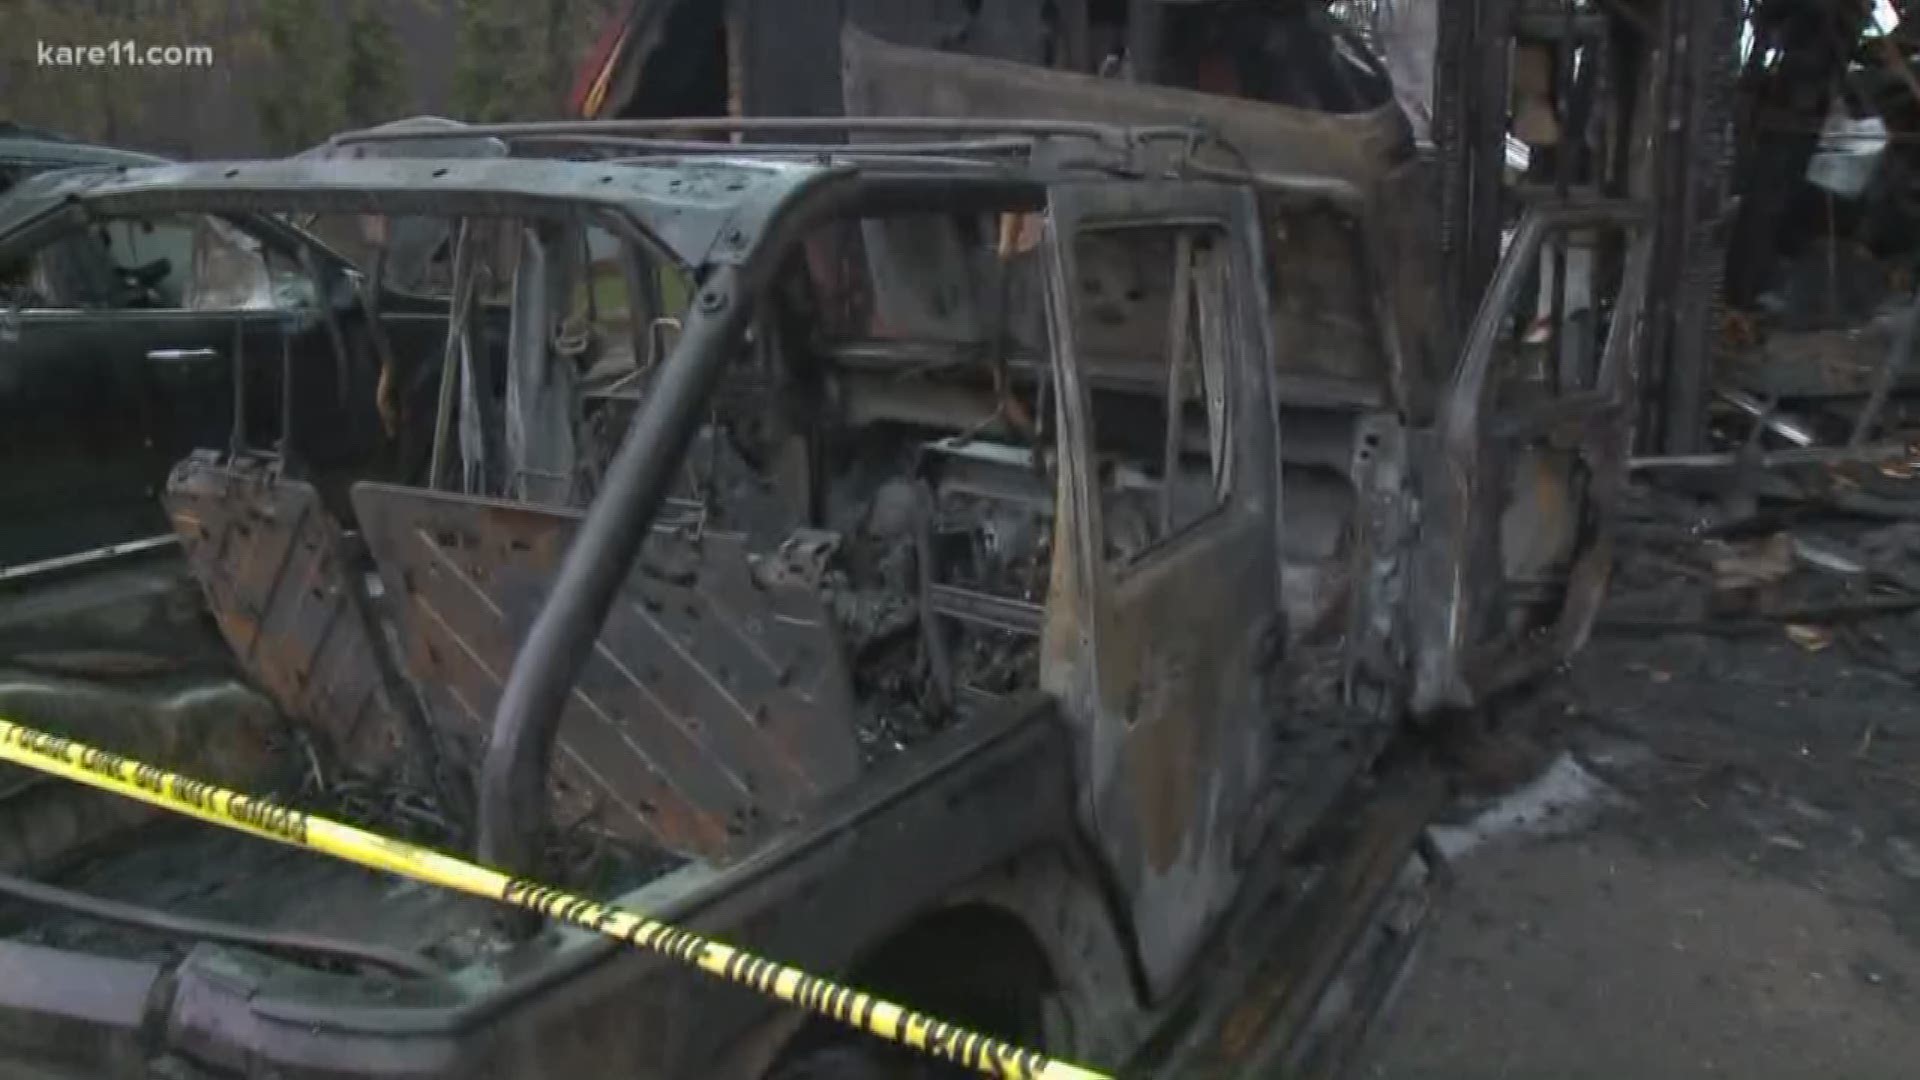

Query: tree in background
left=253, top=0, right=347, bottom=151
left=253, top=0, right=414, bottom=150
left=3, top=0, right=613, bottom=153
left=4, top=0, right=231, bottom=149
left=452, top=0, right=624, bottom=121
left=340, top=0, right=407, bottom=131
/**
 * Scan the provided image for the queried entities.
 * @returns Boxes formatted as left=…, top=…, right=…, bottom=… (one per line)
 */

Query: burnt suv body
left=0, top=82, right=1647, bottom=1080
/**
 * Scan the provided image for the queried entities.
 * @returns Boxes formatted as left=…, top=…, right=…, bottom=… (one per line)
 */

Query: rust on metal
left=1411, top=203, right=1653, bottom=713
left=351, top=482, right=860, bottom=861
left=163, top=454, right=409, bottom=773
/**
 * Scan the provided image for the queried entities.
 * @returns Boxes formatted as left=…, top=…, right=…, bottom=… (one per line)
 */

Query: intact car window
left=18, top=213, right=316, bottom=312
left=98, top=215, right=195, bottom=305
left=21, top=230, right=121, bottom=308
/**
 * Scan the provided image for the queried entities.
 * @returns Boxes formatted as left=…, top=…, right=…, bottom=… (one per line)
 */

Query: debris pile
left=1708, top=6, right=1920, bottom=460
left=1607, top=466, right=1920, bottom=678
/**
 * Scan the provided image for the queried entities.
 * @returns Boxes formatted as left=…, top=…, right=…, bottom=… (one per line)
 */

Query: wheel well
left=779, top=902, right=1059, bottom=1062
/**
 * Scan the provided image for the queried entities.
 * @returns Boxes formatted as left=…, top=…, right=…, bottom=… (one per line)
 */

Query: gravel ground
left=1365, top=616, right=1920, bottom=1080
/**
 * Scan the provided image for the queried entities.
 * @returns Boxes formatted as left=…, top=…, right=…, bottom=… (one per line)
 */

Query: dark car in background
left=0, top=123, right=169, bottom=197
left=0, top=123, right=498, bottom=684
left=0, top=133, right=488, bottom=573
left=0, top=125, right=217, bottom=660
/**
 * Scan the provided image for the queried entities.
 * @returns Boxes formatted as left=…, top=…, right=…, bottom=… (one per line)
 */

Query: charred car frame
left=0, top=86, right=1648, bottom=1079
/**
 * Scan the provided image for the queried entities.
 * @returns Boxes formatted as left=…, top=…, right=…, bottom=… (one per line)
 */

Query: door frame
left=1039, top=178, right=1284, bottom=995
left=1410, top=199, right=1653, bottom=714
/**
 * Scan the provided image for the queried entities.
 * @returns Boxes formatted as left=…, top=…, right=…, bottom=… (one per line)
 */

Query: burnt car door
left=0, top=211, right=332, bottom=566
left=1409, top=200, right=1651, bottom=714
left=1040, top=181, right=1282, bottom=996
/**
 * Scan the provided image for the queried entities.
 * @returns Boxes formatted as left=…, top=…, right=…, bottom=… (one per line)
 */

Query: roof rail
left=502, top=134, right=1045, bottom=159
left=325, top=116, right=1203, bottom=156
left=319, top=117, right=1371, bottom=207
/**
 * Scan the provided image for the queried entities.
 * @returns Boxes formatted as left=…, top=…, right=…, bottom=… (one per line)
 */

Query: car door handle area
left=145, top=348, right=221, bottom=364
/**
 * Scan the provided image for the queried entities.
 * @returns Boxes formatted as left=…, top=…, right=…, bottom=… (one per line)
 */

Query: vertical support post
left=1651, top=0, right=1744, bottom=454
left=1434, top=0, right=1514, bottom=364
left=1127, top=0, right=1163, bottom=83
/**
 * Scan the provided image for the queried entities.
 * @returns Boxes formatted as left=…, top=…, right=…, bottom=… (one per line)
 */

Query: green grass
left=579, top=260, right=692, bottom=328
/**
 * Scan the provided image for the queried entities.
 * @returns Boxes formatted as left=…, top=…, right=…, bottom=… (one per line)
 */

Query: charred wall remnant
left=1726, top=1, right=1875, bottom=311
left=584, top=0, right=1398, bottom=132
left=1428, top=0, right=1742, bottom=455
left=1643, top=0, right=1745, bottom=455
left=571, top=0, right=1773, bottom=463
left=1432, top=0, right=1514, bottom=364
left=1640, top=3, right=1920, bottom=468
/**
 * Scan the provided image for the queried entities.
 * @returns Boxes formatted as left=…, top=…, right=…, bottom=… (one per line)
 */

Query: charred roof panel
left=0, top=156, right=847, bottom=273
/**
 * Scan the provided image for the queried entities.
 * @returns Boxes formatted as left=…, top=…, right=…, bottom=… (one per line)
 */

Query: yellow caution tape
left=0, top=717, right=1112, bottom=1080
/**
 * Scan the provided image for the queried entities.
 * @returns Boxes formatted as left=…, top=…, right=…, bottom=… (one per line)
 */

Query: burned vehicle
left=0, top=88, right=1647, bottom=1080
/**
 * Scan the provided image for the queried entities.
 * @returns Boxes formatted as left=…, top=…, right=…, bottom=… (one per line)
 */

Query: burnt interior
left=572, top=207, right=1070, bottom=760
left=79, top=188, right=1404, bottom=879
left=311, top=194, right=1335, bottom=870
left=0, top=167, right=1416, bottom=978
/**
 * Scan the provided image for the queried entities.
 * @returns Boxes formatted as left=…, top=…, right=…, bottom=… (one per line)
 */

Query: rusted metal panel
left=1410, top=202, right=1651, bottom=714
left=162, top=453, right=409, bottom=773
left=1140, top=766, right=1444, bottom=1079
left=135, top=703, right=1069, bottom=1080
left=1040, top=182, right=1282, bottom=997
left=351, top=482, right=860, bottom=861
